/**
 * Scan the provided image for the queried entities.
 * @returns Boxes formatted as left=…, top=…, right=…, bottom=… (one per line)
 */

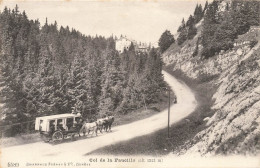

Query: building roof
left=36, top=113, right=80, bottom=120
left=117, top=36, right=137, bottom=43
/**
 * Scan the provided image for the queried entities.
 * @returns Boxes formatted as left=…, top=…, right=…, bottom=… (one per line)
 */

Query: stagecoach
left=35, top=113, right=82, bottom=143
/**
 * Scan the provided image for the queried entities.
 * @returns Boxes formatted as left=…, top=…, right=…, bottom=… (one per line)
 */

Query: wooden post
left=168, top=86, right=171, bottom=139
left=142, top=94, right=147, bottom=111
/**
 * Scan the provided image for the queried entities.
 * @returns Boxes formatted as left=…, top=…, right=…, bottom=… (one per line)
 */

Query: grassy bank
left=113, top=90, right=176, bottom=127
left=88, top=67, right=218, bottom=156
left=1, top=91, right=175, bottom=147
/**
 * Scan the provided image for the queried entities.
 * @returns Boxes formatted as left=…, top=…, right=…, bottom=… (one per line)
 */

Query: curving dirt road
left=1, top=70, right=197, bottom=161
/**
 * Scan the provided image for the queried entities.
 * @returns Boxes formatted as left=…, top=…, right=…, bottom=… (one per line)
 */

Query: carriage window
left=57, top=119, right=63, bottom=124
left=66, top=118, right=73, bottom=130
left=49, top=120, right=56, bottom=132
left=49, top=120, right=55, bottom=126
left=39, top=120, right=43, bottom=131
left=57, top=119, right=64, bottom=131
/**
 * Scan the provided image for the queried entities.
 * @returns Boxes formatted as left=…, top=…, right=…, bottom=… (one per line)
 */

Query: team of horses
left=78, top=115, right=115, bottom=137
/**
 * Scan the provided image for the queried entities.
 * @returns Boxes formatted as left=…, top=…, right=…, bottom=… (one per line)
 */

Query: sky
left=0, top=0, right=206, bottom=45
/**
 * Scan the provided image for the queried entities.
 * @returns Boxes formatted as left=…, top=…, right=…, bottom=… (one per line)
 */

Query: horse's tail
left=90, top=122, right=98, bottom=136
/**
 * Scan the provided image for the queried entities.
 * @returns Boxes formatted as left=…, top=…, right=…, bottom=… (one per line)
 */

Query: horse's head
left=108, top=116, right=114, bottom=121
left=103, top=119, right=109, bottom=124
left=96, top=119, right=102, bottom=125
left=110, top=116, right=115, bottom=123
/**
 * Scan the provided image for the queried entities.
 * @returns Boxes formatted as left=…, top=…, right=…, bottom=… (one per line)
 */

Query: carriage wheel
left=52, top=131, right=63, bottom=143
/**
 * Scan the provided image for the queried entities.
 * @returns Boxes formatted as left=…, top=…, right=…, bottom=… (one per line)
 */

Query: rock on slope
left=163, top=26, right=260, bottom=155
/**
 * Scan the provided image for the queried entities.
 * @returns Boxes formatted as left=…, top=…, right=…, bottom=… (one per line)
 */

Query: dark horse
left=103, top=116, right=114, bottom=132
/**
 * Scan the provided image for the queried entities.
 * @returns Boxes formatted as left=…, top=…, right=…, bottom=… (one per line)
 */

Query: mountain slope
left=183, top=41, right=260, bottom=156
left=163, top=12, right=260, bottom=155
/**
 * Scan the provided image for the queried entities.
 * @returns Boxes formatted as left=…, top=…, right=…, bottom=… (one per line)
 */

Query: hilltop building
left=115, top=36, right=132, bottom=53
left=115, top=36, right=150, bottom=53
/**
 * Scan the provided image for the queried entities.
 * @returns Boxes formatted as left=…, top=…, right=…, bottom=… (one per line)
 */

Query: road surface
left=1, top=70, right=197, bottom=161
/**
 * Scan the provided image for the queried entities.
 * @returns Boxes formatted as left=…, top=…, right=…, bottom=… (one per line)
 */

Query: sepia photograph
left=0, top=0, right=259, bottom=167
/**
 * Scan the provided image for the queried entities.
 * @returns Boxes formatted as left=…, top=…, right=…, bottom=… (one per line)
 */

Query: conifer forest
left=0, top=6, right=166, bottom=136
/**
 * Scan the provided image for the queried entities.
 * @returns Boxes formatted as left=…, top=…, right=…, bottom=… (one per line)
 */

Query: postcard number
left=8, top=162, right=19, bottom=167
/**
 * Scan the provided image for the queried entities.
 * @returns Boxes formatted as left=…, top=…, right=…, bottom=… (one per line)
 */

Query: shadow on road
left=50, top=130, right=118, bottom=146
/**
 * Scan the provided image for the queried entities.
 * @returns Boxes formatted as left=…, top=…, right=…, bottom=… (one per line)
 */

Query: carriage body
left=35, top=113, right=82, bottom=142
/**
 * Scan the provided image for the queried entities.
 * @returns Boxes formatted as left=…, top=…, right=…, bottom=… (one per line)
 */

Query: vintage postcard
left=0, top=0, right=259, bottom=167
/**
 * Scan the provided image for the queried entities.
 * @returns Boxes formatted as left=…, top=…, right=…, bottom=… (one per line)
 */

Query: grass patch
left=88, top=67, right=218, bottom=156
left=1, top=132, right=41, bottom=147
left=113, top=91, right=175, bottom=127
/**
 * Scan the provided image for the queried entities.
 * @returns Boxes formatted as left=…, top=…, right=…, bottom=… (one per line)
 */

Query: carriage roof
left=36, top=113, right=79, bottom=121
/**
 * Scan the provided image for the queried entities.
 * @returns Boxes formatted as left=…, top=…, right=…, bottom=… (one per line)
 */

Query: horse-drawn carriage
left=35, top=113, right=114, bottom=143
left=35, top=113, right=82, bottom=143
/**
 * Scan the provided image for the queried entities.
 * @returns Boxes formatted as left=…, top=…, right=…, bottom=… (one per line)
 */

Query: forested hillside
left=201, top=0, right=259, bottom=58
left=166, top=0, right=259, bottom=58
left=0, top=6, right=165, bottom=136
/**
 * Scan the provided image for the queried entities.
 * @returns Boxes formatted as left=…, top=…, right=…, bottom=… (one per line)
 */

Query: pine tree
left=201, top=0, right=219, bottom=58
left=203, top=1, right=209, bottom=14
left=66, top=56, right=87, bottom=115
left=186, top=15, right=197, bottom=39
left=158, top=30, right=175, bottom=53
left=194, top=4, right=204, bottom=23
left=177, top=28, right=188, bottom=45
left=99, top=48, right=124, bottom=115
left=177, top=18, right=186, bottom=32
